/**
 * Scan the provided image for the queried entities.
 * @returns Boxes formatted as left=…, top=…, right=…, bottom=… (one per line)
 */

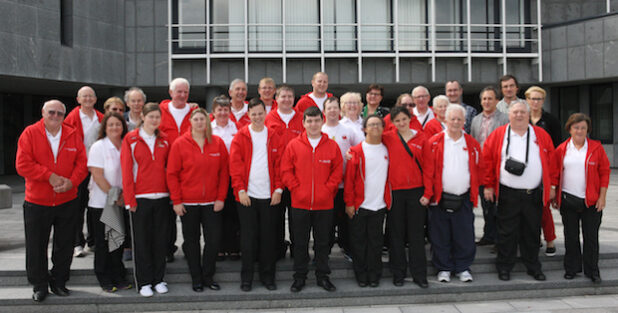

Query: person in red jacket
left=550, top=113, right=610, bottom=283
left=482, top=100, right=554, bottom=282
left=424, top=104, right=481, bottom=284
left=159, top=77, right=197, bottom=263
left=281, top=106, right=343, bottom=292
left=265, top=84, right=304, bottom=260
left=380, top=106, right=430, bottom=288
left=167, top=108, right=229, bottom=293
left=121, top=103, right=171, bottom=297
left=16, top=100, right=88, bottom=302
left=383, top=93, right=423, bottom=133
left=230, top=98, right=283, bottom=292
left=344, top=115, right=390, bottom=288
left=295, top=72, right=333, bottom=113
left=423, top=95, right=449, bottom=139
left=229, top=78, right=251, bottom=129
left=64, top=86, right=105, bottom=258
left=258, top=77, right=278, bottom=113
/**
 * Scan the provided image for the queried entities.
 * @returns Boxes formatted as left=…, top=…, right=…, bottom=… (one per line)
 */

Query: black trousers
left=387, top=188, right=427, bottom=281
left=167, top=207, right=178, bottom=256
left=237, top=198, right=278, bottom=283
left=219, top=185, right=240, bottom=254
left=24, top=199, right=78, bottom=292
left=291, top=207, right=333, bottom=280
left=181, top=204, right=222, bottom=285
left=276, top=188, right=293, bottom=258
left=74, top=175, right=94, bottom=248
left=91, top=207, right=127, bottom=288
left=331, top=188, right=350, bottom=253
left=479, top=186, right=498, bottom=243
left=428, top=200, right=476, bottom=273
left=560, top=192, right=602, bottom=276
left=495, top=185, right=542, bottom=273
left=349, top=208, right=386, bottom=283
left=131, top=198, right=171, bottom=288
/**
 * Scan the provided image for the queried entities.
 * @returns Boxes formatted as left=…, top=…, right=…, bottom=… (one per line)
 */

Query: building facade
left=0, top=0, right=617, bottom=174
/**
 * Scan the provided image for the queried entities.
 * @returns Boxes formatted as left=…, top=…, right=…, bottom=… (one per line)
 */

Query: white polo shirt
left=442, top=132, right=470, bottom=196
left=359, top=141, right=388, bottom=211
left=87, top=137, right=122, bottom=208
left=562, top=139, right=588, bottom=199
left=322, top=123, right=363, bottom=188
left=211, top=120, right=237, bottom=152
left=499, top=125, right=543, bottom=189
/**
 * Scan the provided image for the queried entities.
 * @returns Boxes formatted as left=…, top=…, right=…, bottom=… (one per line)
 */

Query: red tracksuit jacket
left=550, top=137, right=610, bottom=207
left=167, top=131, right=230, bottom=205
left=383, top=113, right=423, bottom=133
left=424, top=132, right=482, bottom=206
left=295, top=92, right=333, bottom=113
left=159, top=100, right=196, bottom=145
left=482, top=125, right=554, bottom=205
left=229, top=125, right=283, bottom=201
left=281, top=132, right=343, bottom=210
left=423, top=119, right=444, bottom=139
left=344, top=143, right=392, bottom=211
left=381, top=130, right=431, bottom=196
left=121, top=128, right=170, bottom=208
left=16, top=119, right=88, bottom=206
left=63, top=106, right=104, bottom=144
left=264, top=109, right=304, bottom=146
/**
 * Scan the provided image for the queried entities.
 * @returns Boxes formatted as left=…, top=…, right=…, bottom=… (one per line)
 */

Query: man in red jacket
left=16, top=100, right=88, bottom=302
left=64, top=86, right=104, bottom=258
left=159, top=77, right=197, bottom=262
left=295, top=72, right=333, bottom=113
left=281, top=106, right=343, bottom=292
left=229, top=78, right=251, bottom=129
left=482, top=100, right=554, bottom=282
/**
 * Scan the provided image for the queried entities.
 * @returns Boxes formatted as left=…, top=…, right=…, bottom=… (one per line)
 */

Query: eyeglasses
left=413, top=94, right=429, bottom=99
left=367, top=92, right=382, bottom=97
left=527, top=97, right=544, bottom=102
left=47, top=110, right=65, bottom=117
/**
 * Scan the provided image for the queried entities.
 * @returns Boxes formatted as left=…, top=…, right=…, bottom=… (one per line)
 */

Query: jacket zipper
left=584, top=145, right=594, bottom=206
left=310, top=147, right=315, bottom=210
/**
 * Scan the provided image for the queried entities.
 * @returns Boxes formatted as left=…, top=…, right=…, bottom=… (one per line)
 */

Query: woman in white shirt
left=87, top=112, right=130, bottom=292
left=339, top=92, right=365, bottom=141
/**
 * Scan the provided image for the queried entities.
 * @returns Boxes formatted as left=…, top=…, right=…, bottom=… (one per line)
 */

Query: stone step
left=2, top=252, right=618, bottom=287
left=1, top=268, right=618, bottom=313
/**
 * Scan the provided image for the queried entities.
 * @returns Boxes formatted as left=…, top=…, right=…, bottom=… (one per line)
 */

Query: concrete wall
left=0, top=0, right=126, bottom=86
left=542, top=0, right=607, bottom=25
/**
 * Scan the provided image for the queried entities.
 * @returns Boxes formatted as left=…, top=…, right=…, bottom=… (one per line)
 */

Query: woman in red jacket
left=381, top=106, right=431, bottom=288
left=121, top=103, right=171, bottom=297
left=550, top=113, right=610, bottom=283
left=167, top=108, right=229, bottom=292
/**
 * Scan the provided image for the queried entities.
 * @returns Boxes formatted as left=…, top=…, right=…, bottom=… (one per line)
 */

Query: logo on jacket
left=342, top=136, right=347, bottom=140
left=64, top=147, right=77, bottom=152
left=209, top=153, right=220, bottom=157
left=318, top=159, right=331, bottom=164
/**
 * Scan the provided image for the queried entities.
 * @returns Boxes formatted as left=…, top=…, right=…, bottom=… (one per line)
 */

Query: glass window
left=590, top=84, right=613, bottom=143
left=434, top=0, right=462, bottom=51
left=397, top=0, right=427, bottom=51
left=323, top=0, right=356, bottom=52
left=286, top=0, right=319, bottom=51
left=248, top=0, right=282, bottom=51
left=360, top=0, right=391, bottom=51
left=558, top=86, right=579, bottom=128
left=212, top=0, right=245, bottom=52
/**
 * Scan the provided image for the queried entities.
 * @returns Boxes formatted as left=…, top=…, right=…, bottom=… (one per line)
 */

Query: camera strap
left=506, top=125, right=529, bottom=164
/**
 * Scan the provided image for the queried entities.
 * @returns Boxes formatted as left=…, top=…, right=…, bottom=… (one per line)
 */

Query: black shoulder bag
left=397, top=132, right=423, bottom=175
left=504, top=125, right=529, bottom=176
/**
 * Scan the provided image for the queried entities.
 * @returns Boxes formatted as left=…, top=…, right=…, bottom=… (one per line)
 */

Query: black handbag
left=439, top=192, right=468, bottom=212
left=504, top=125, right=529, bottom=176
left=562, top=192, right=585, bottom=213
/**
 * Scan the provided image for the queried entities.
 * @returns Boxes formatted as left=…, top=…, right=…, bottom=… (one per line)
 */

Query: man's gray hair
left=229, top=78, right=246, bottom=91
left=432, top=95, right=449, bottom=107
left=124, top=87, right=147, bottom=103
left=445, top=103, right=466, bottom=119
left=42, top=99, right=66, bottom=113
left=169, top=78, right=190, bottom=92
left=411, top=85, right=430, bottom=96
left=509, top=99, right=530, bottom=112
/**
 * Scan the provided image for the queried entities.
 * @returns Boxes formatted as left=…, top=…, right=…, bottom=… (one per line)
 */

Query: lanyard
left=506, top=125, right=529, bottom=164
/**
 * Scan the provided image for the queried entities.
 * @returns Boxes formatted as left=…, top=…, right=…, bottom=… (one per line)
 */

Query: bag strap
left=397, top=132, right=423, bottom=175
left=506, top=125, right=529, bottom=164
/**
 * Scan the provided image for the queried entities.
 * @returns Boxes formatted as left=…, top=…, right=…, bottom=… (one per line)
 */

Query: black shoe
left=32, top=290, right=48, bottom=302
left=589, top=274, right=602, bottom=284
left=476, top=238, right=494, bottom=246
left=393, top=278, right=404, bottom=287
left=413, top=278, right=428, bottom=289
left=498, top=271, right=510, bottom=281
left=564, top=272, right=575, bottom=280
left=369, top=281, right=379, bottom=288
left=205, top=281, right=220, bottom=291
left=166, top=254, right=175, bottom=263
left=290, top=279, right=305, bottom=292
left=192, top=284, right=204, bottom=292
left=50, top=284, right=70, bottom=297
left=317, top=278, right=336, bottom=292
left=263, top=281, right=277, bottom=291
left=527, top=270, right=546, bottom=281
left=357, top=280, right=368, bottom=287
left=240, top=282, right=252, bottom=292
left=545, top=246, right=556, bottom=257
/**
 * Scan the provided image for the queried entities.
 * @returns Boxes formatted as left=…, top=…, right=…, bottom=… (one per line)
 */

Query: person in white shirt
left=344, top=115, right=389, bottom=288
left=322, top=97, right=363, bottom=261
left=425, top=105, right=481, bottom=284
left=339, top=92, right=365, bottom=141
left=124, top=87, right=146, bottom=131
left=496, top=74, right=523, bottom=114
left=210, top=95, right=240, bottom=262
left=228, top=79, right=249, bottom=127
left=411, top=85, right=434, bottom=128
left=230, top=99, right=283, bottom=292
left=87, top=112, right=131, bottom=293
left=258, top=77, right=277, bottom=113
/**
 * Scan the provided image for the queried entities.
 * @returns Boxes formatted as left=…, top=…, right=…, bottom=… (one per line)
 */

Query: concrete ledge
left=0, top=185, right=11, bottom=209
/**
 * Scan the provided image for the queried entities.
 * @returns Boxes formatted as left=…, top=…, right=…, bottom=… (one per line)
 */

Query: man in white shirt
left=496, top=74, right=523, bottom=114
left=295, top=72, right=333, bottom=113
left=411, top=86, right=434, bottom=128
left=124, top=87, right=146, bottom=131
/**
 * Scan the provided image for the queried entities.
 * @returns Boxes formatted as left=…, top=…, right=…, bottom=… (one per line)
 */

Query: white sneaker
left=139, top=285, right=153, bottom=297
left=154, top=282, right=168, bottom=294
left=437, top=271, right=451, bottom=282
left=457, top=270, right=473, bottom=282
left=73, top=246, right=85, bottom=258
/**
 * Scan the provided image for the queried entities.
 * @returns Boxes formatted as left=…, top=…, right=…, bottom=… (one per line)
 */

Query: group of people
left=15, top=71, right=610, bottom=303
